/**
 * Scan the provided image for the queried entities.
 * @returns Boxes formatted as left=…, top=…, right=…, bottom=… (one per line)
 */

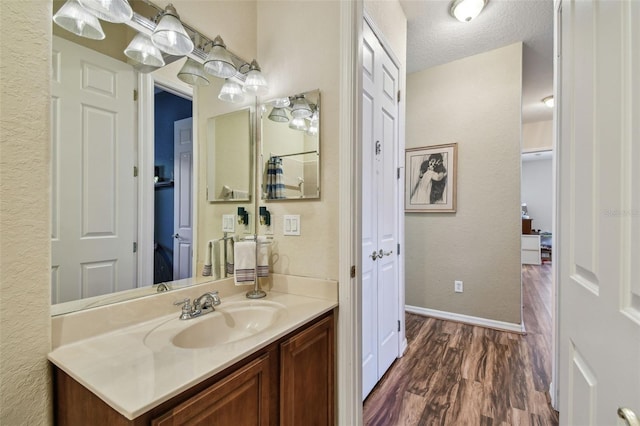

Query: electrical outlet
left=454, top=280, right=463, bottom=293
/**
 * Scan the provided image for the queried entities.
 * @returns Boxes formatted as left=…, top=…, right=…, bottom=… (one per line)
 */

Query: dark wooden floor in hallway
left=363, top=264, right=558, bottom=426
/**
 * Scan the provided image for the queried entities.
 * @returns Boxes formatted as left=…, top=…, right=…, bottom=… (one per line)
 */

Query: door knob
left=378, top=249, right=393, bottom=257
left=173, top=233, right=180, bottom=239
left=618, top=407, right=640, bottom=426
left=369, top=251, right=379, bottom=260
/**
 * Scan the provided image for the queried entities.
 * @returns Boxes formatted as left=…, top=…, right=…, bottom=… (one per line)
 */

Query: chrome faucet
left=173, top=291, right=221, bottom=320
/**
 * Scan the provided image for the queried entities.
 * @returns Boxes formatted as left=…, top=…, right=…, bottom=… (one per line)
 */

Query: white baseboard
left=405, top=305, right=526, bottom=334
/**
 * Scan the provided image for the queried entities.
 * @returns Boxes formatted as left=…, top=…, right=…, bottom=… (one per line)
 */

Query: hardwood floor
left=363, top=264, right=558, bottom=426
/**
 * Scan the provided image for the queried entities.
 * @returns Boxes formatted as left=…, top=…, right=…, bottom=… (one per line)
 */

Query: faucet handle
left=174, top=298, right=193, bottom=319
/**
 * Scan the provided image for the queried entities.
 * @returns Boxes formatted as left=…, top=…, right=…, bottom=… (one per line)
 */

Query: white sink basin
left=144, top=300, right=287, bottom=350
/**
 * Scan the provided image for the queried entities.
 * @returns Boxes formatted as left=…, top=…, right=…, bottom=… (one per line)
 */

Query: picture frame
left=405, top=143, right=457, bottom=212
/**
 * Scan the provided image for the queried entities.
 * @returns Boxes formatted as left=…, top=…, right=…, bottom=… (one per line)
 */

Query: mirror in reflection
left=260, top=89, right=320, bottom=200
left=207, top=108, right=253, bottom=202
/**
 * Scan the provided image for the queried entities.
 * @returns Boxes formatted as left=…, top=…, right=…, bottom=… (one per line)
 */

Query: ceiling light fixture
left=53, top=0, right=105, bottom=40
left=77, top=0, right=133, bottom=23
left=124, top=33, right=165, bottom=68
left=450, top=0, right=487, bottom=23
left=178, top=58, right=210, bottom=86
left=204, top=36, right=238, bottom=79
left=218, top=79, right=245, bottom=103
left=242, top=60, right=268, bottom=96
left=542, top=95, right=554, bottom=108
left=151, top=4, right=194, bottom=56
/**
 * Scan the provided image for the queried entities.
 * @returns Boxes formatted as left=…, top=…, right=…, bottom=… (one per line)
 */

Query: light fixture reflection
left=290, top=95, right=312, bottom=119
left=204, top=36, right=237, bottom=79
left=242, top=60, right=268, bottom=96
left=53, top=0, right=105, bottom=40
left=450, top=0, right=487, bottom=22
left=78, top=0, right=133, bottom=23
left=289, top=117, right=308, bottom=131
left=268, top=107, right=289, bottom=123
left=124, top=33, right=165, bottom=67
left=542, top=95, right=554, bottom=108
left=151, top=4, right=194, bottom=56
left=178, top=58, right=210, bottom=86
left=218, top=79, right=245, bottom=103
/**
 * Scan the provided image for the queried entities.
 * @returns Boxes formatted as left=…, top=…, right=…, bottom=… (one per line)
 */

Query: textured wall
left=523, top=119, right=553, bottom=152
left=0, top=1, right=53, bottom=424
left=405, top=43, right=523, bottom=324
left=256, top=0, right=341, bottom=280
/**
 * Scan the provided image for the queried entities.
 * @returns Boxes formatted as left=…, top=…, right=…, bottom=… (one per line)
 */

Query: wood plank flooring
left=363, top=264, right=558, bottom=426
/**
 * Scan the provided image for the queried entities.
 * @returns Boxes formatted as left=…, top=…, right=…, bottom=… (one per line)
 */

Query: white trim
left=338, top=0, right=362, bottom=425
left=405, top=305, right=527, bottom=334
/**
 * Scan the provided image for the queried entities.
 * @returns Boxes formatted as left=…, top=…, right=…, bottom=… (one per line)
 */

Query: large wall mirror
left=260, top=89, right=320, bottom=200
left=207, top=109, right=253, bottom=202
left=50, top=0, right=257, bottom=315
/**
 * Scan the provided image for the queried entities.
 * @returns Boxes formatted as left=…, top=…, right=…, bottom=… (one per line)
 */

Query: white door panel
left=558, top=1, right=640, bottom=424
left=173, top=117, right=193, bottom=280
left=51, top=36, right=136, bottom=303
left=361, top=19, right=400, bottom=399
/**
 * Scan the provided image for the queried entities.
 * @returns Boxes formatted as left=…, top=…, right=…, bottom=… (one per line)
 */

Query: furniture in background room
left=521, top=234, right=541, bottom=265
left=522, top=218, right=533, bottom=234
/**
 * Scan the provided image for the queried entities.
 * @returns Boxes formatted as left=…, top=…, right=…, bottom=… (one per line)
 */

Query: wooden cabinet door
left=280, top=314, right=334, bottom=426
left=152, top=354, right=271, bottom=426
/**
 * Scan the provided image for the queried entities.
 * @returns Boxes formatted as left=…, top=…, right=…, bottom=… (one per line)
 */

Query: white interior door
left=361, top=20, right=400, bottom=400
left=558, top=1, right=640, bottom=424
left=51, top=36, right=136, bottom=303
left=173, top=117, right=193, bottom=280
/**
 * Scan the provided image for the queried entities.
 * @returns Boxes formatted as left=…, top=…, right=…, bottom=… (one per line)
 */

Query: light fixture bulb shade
left=290, top=95, right=312, bottom=119
left=289, top=117, right=308, bottom=131
left=53, top=0, right=105, bottom=40
left=204, top=37, right=237, bottom=78
left=218, top=80, right=245, bottom=103
left=178, top=58, right=210, bottom=86
left=451, top=0, right=486, bottom=22
left=151, top=9, right=194, bottom=56
left=124, top=33, right=165, bottom=67
left=306, top=119, right=319, bottom=136
left=77, top=0, right=133, bottom=23
left=242, top=61, right=268, bottom=96
left=268, top=107, right=289, bottom=123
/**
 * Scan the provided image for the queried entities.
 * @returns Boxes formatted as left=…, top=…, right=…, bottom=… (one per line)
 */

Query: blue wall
left=154, top=89, right=192, bottom=283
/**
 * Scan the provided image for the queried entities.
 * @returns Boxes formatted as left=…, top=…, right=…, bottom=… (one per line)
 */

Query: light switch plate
left=283, top=215, right=301, bottom=236
left=222, top=214, right=235, bottom=232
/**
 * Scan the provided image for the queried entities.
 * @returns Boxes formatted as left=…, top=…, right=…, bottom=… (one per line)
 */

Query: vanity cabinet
left=53, top=310, right=334, bottom=426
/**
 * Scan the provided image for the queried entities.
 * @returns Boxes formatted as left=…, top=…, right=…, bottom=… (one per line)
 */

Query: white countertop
left=48, top=290, right=337, bottom=420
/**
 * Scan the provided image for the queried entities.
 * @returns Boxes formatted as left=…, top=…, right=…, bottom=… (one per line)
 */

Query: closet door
left=361, top=20, right=400, bottom=400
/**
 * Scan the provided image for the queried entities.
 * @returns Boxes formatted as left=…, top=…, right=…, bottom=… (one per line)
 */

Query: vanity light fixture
left=218, top=79, right=245, bottom=103
left=450, top=0, right=487, bottom=22
left=178, top=58, right=210, bottom=86
left=268, top=107, right=289, bottom=123
left=204, top=36, right=238, bottom=79
left=151, top=4, right=194, bottom=56
left=542, top=95, right=554, bottom=108
left=53, top=0, right=105, bottom=40
left=272, top=98, right=291, bottom=108
left=242, top=60, right=269, bottom=96
left=124, top=33, right=165, bottom=68
left=290, top=95, right=312, bottom=119
left=237, top=207, right=249, bottom=226
left=78, top=0, right=133, bottom=23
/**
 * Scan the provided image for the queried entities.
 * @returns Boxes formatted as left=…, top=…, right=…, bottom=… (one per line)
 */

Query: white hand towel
left=234, top=241, right=256, bottom=285
left=257, top=236, right=269, bottom=278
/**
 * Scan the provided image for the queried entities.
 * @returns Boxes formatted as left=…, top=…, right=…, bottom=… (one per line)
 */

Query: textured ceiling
left=400, top=0, right=554, bottom=123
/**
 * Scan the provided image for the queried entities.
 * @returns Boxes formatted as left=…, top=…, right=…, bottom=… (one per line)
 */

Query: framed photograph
left=405, top=143, right=457, bottom=212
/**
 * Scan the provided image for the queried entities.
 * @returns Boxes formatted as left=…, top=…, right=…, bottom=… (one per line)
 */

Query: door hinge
left=397, top=320, right=401, bottom=332
left=397, top=243, right=400, bottom=255
left=350, top=265, right=356, bottom=278
left=133, top=242, right=137, bottom=253
left=397, top=90, right=401, bottom=103
left=133, top=89, right=138, bottom=101
left=133, top=166, right=138, bottom=177
left=375, top=140, right=381, bottom=156
left=397, top=167, right=401, bottom=179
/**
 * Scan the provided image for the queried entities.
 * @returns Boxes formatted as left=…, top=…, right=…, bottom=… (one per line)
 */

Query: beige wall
left=255, top=0, right=341, bottom=279
left=523, top=119, right=553, bottom=152
left=0, top=1, right=53, bottom=424
left=405, top=43, right=523, bottom=324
